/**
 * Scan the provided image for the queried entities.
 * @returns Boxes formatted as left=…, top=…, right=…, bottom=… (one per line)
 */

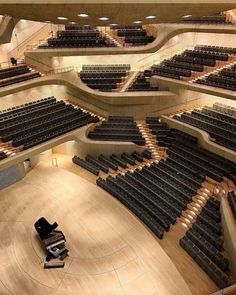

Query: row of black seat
left=180, top=236, right=229, bottom=289
left=228, top=191, right=236, bottom=219
left=72, top=150, right=152, bottom=175
left=146, top=119, right=236, bottom=183
left=0, top=64, right=30, bottom=80
left=128, top=73, right=159, bottom=92
left=80, top=65, right=129, bottom=92
left=195, top=62, right=236, bottom=91
left=72, top=156, right=99, bottom=176
left=88, top=116, right=145, bottom=145
left=142, top=45, right=234, bottom=81
left=180, top=14, right=231, bottom=24
left=110, top=25, right=155, bottom=47
left=0, top=151, right=7, bottom=161
left=38, top=26, right=117, bottom=48
left=82, top=64, right=130, bottom=71
left=97, top=153, right=205, bottom=239
left=65, top=25, right=95, bottom=31
left=180, top=197, right=230, bottom=289
left=0, top=67, right=41, bottom=87
left=57, top=30, right=100, bottom=38
left=124, top=36, right=154, bottom=45
left=0, top=98, right=100, bottom=150
left=172, top=106, right=236, bottom=151
left=41, top=37, right=116, bottom=48
left=195, top=45, right=236, bottom=55
left=0, top=96, right=54, bottom=117
left=213, top=102, right=236, bottom=117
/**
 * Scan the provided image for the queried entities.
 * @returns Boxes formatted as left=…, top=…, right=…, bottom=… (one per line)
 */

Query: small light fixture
left=146, top=15, right=156, bottom=19
left=99, top=17, right=109, bottom=21
left=182, top=14, right=192, bottom=18
left=69, top=21, right=76, bottom=24
left=57, top=16, right=68, bottom=20
left=110, top=23, right=118, bottom=26
left=133, top=20, right=142, bottom=24
left=78, top=13, right=89, bottom=18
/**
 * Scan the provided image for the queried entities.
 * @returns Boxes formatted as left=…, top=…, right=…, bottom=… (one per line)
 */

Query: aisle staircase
left=104, top=32, right=122, bottom=47
left=137, top=121, right=166, bottom=160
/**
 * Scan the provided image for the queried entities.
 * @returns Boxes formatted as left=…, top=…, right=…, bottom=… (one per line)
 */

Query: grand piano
left=34, top=217, right=69, bottom=267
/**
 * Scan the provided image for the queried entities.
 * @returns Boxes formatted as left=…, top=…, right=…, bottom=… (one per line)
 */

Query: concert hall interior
left=0, top=1, right=236, bottom=294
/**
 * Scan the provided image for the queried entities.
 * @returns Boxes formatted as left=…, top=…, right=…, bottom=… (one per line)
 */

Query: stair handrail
left=7, top=23, right=52, bottom=58
left=208, top=284, right=236, bottom=295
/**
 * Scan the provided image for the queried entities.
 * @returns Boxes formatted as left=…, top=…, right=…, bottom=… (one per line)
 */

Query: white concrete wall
left=51, top=31, right=236, bottom=72
left=0, top=84, right=69, bottom=111
left=0, top=19, right=46, bottom=66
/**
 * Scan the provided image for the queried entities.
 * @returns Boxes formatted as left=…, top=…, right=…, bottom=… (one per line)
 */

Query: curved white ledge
left=151, top=76, right=236, bottom=101
left=0, top=71, right=173, bottom=102
left=25, top=23, right=236, bottom=58
left=161, top=116, right=236, bottom=162
left=0, top=123, right=146, bottom=171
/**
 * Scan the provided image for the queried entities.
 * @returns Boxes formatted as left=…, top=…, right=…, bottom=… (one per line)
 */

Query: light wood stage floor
left=0, top=155, right=220, bottom=295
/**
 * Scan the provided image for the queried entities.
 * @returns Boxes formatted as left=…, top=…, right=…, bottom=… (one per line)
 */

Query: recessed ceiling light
left=69, top=21, right=76, bottom=24
left=110, top=23, right=118, bottom=26
left=182, top=14, right=192, bottom=18
left=99, top=17, right=109, bottom=21
left=57, top=16, right=68, bottom=20
left=78, top=13, right=89, bottom=18
left=83, top=24, right=90, bottom=26
left=133, top=20, right=142, bottom=24
left=146, top=15, right=156, bottom=19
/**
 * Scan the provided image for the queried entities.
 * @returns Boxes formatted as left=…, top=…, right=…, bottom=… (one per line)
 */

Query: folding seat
left=98, top=155, right=118, bottom=170
left=110, top=154, right=127, bottom=168
left=85, top=154, right=109, bottom=173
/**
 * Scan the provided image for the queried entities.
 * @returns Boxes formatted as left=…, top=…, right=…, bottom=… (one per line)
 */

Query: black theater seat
left=0, top=97, right=100, bottom=151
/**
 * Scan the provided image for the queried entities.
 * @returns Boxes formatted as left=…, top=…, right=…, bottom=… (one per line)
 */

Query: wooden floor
left=0, top=158, right=194, bottom=295
left=0, top=92, right=221, bottom=295
left=0, top=153, right=221, bottom=295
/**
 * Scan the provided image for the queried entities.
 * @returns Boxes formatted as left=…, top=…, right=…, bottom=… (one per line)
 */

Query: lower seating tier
left=0, top=97, right=100, bottom=160
left=88, top=116, right=145, bottom=145
left=172, top=103, right=236, bottom=152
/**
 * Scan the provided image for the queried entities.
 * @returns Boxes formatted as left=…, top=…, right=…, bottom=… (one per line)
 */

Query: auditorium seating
left=142, top=45, right=236, bottom=81
left=97, top=127, right=221, bottom=239
left=38, top=25, right=116, bottom=49
left=195, top=62, right=236, bottom=91
left=110, top=25, right=155, bottom=46
left=97, top=154, right=204, bottom=239
left=38, top=25, right=116, bottom=48
left=127, top=72, right=160, bottom=91
left=0, top=64, right=41, bottom=88
left=80, top=64, right=130, bottom=92
left=172, top=103, right=236, bottom=151
left=147, top=118, right=236, bottom=183
left=180, top=198, right=230, bottom=289
left=0, top=151, right=7, bottom=161
left=88, top=116, right=145, bottom=145
left=228, top=191, right=236, bottom=218
left=180, top=13, right=232, bottom=24
left=0, top=97, right=100, bottom=152
left=72, top=150, right=152, bottom=175
left=72, top=156, right=100, bottom=175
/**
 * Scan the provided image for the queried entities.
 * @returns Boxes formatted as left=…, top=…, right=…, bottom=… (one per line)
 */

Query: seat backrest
left=34, top=217, right=58, bottom=240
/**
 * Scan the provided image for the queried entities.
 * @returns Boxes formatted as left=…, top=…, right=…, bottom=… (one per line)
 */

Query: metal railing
left=7, top=23, right=55, bottom=59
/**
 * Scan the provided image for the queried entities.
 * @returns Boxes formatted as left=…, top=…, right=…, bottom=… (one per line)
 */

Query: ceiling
left=0, top=1, right=236, bottom=25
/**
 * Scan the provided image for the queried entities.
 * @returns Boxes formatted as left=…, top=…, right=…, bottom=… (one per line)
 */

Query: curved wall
left=25, top=27, right=236, bottom=72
